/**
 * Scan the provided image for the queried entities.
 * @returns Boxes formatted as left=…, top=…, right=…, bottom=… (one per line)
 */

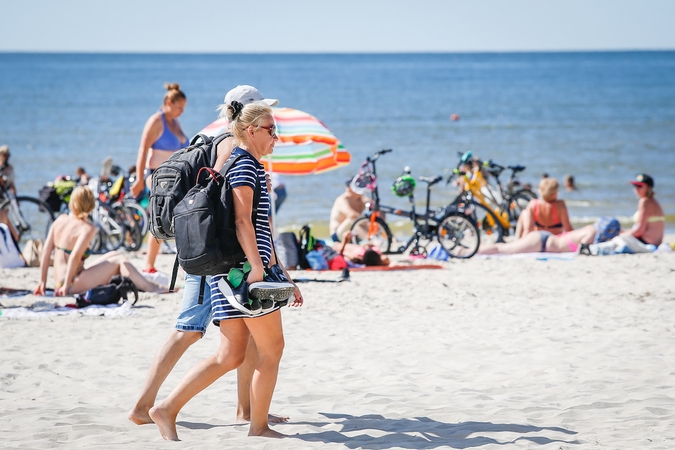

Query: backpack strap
left=221, top=153, right=262, bottom=226
left=209, top=132, right=234, bottom=167
left=197, top=276, right=207, bottom=305
left=169, top=255, right=179, bottom=293
left=190, top=134, right=213, bottom=147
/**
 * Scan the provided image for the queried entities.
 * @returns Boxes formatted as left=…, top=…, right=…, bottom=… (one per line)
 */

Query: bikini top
left=633, top=211, right=666, bottom=224
left=55, top=245, right=92, bottom=261
left=533, top=200, right=562, bottom=229
left=151, top=113, right=188, bottom=151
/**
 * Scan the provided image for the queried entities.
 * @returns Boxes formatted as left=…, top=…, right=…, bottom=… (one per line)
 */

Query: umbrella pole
left=267, top=156, right=277, bottom=240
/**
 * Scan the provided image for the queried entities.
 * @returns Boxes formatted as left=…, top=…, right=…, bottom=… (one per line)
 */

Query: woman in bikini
left=582, top=174, right=665, bottom=255
left=516, top=177, right=573, bottom=238
left=130, top=83, right=189, bottom=273
left=34, top=187, right=169, bottom=296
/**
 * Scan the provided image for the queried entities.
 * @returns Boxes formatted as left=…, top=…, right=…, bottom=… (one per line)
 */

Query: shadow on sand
left=290, top=412, right=579, bottom=449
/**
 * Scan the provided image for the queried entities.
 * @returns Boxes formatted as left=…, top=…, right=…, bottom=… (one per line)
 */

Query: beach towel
left=0, top=300, right=136, bottom=319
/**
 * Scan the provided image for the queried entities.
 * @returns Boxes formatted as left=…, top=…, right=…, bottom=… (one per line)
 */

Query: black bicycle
left=0, top=175, right=55, bottom=249
left=349, top=150, right=480, bottom=259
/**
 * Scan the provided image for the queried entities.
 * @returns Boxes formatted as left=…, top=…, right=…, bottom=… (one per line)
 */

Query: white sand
left=2, top=242, right=675, bottom=449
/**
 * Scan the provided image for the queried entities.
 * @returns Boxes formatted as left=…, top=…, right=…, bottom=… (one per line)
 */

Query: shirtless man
left=329, top=179, right=366, bottom=242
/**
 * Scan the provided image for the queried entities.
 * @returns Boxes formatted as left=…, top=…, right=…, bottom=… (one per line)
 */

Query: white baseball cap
left=224, top=85, right=278, bottom=107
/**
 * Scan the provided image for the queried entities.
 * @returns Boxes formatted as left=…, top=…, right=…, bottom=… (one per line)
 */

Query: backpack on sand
left=75, top=276, right=138, bottom=308
left=148, top=132, right=233, bottom=241
left=275, top=231, right=301, bottom=270
left=169, top=154, right=261, bottom=300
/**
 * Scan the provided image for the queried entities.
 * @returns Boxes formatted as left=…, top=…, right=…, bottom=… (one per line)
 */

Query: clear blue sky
left=2, top=0, right=674, bottom=53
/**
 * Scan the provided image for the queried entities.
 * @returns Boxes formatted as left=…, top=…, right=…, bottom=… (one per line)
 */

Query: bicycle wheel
left=92, top=202, right=127, bottom=254
left=350, top=216, right=392, bottom=253
left=113, top=204, right=143, bottom=252
left=468, top=201, right=505, bottom=244
left=121, top=200, right=148, bottom=237
left=437, top=212, right=480, bottom=259
left=1, top=196, right=55, bottom=249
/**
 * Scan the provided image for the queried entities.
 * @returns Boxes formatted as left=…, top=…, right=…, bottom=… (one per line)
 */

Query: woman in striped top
left=149, top=101, right=303, bottom=441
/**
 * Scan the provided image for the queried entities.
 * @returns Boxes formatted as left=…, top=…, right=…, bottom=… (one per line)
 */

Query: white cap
left=223, top=85, right=278, bottom=107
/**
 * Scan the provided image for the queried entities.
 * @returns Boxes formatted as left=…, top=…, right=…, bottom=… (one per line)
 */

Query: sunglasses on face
left=258, top=125, right=277, bottom=137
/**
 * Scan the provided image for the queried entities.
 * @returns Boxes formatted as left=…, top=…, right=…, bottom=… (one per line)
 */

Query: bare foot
left=236, top=412, right=289, bottom=424
left=249, top=427, right=288, bottom=438
left=268, top=413, right=290, bottom=424
left=148, top=405, right=179, bottom=441
left=127, top=406, right=154, bottom=425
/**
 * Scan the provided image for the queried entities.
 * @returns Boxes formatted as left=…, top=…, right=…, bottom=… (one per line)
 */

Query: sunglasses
left=258, top=125, right=277, bottom=137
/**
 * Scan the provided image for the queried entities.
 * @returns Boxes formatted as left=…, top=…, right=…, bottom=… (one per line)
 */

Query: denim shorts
left=175, top=274, right=213, bottom=336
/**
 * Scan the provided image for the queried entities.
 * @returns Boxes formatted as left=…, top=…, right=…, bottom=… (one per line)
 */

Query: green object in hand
left=227, top=262, right=253, bottom=288
left=227, top=268, right=244, bottom=288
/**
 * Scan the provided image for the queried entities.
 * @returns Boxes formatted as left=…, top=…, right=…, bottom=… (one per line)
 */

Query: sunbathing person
left=332, top=231, right=390, bottom=266
left=478, top=224, right=597, bottom=255
left=516, top=177, right=573, bottom=238
left=34, top=186, right=169, bottom=296
left=582, top=174, right=665, bottom=255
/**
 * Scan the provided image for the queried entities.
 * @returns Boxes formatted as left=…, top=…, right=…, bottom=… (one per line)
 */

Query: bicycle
left=444, top=152, right=534, bottom=244
left=349, top=150, right=480, bottom=258
left=0, top=175, right=55, bottom=249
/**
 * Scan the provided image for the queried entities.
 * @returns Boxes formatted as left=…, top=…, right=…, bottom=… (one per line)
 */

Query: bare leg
left=244, top=310, right=287, bottom=438
left=478, top=232, right=542, bottom=255
left=149, top=319, right=250, bottom=441
left=145, top=237, right=161, bottom=272
left=69, top=251, right=169, bottom=294
left=236, top=338, right=289, bottom=424
left=128, top=330, right=201, bottom=425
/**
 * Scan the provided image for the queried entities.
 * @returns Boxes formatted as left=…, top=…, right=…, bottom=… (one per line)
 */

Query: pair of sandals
left=218, top=276, right=295, bottom=316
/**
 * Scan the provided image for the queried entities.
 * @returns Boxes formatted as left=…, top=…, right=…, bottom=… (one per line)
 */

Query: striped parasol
left=197, top=107, right=350, bottom=175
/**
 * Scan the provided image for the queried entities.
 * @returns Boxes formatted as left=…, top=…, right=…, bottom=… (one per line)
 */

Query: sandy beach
left=2, top=240, right=675, bottom=449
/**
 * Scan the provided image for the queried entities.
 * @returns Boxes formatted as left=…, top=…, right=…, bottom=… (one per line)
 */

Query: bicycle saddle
left=419, top=175, right=443, bottom=186
left=508, top=165, right=526, bottom=172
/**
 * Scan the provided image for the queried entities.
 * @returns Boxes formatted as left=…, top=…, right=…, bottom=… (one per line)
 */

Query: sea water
left=1, top=52, right=673, bottom=236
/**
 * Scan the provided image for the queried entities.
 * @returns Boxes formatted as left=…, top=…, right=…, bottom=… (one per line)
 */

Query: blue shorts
left=175, top=274, right=213, bottom=336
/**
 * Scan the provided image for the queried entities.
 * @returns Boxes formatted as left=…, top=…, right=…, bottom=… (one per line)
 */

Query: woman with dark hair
left=130, top=83, right=188, bottom=273
left=149, top=101, right=302, bottom=441
left=583, top=174, right=665, bottom=255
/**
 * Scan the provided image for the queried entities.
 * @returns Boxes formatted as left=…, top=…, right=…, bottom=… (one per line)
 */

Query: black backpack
left=169, top=154, right=261, bottom=296
left=75, top=276, right=138, bottom=308
left=148, top=132, right=233, bottom=240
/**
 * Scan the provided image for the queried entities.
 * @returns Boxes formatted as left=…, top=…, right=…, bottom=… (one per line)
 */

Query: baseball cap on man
left=629, top=173, right=654, bottom=188
left=224, top=85, right=278, bottom=107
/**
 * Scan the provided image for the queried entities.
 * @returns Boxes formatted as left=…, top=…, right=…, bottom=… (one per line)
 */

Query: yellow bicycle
left=445, top=152, right=534, bottom=243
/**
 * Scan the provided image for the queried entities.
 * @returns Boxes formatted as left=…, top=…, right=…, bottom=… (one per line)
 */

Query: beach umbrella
left=198, top=107, right=350, bottom=175
left=197, top=107, right=351, bottom=234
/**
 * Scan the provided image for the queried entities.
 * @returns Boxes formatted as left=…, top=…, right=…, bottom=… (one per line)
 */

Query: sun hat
left=629, top=173, right=654, bottom=188
left=224, top=85, right=278, bottom=107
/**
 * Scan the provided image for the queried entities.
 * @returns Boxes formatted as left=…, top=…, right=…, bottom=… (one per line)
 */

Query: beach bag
left=21, top=239, right=43, bottom=267
left=0, top=224, right=25, bottom=268
left=297, top=225, right=315, bottom=270
left=75, top=276, right=138, bottom=308
left=593, top=217, right=620, bottom=244
left=172, top=155, right=261, bottom=278
left=148, top=132, right=232, bottom=240
left=39, top=185, right=61, bottom=212
left=428, top=243, right=450, bottom=261
left=275, top=231, right=301, bottom=269
left=305, top=250, right=329, bottom=270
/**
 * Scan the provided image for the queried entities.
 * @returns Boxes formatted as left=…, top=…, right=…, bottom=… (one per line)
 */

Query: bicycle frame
left=457, top=169, right=511, bottom=229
